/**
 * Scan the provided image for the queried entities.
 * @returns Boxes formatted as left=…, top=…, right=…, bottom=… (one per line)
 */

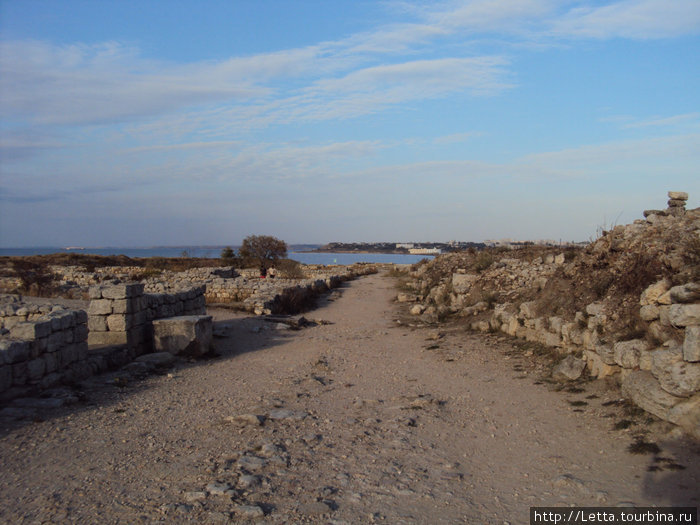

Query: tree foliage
left=239, top=235, right=288, bottom=270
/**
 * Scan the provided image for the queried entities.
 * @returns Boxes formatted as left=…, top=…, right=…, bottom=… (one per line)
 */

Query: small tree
left=239, top=235, right=287, bottom=272
left=220, top=246, right=235, bottom=261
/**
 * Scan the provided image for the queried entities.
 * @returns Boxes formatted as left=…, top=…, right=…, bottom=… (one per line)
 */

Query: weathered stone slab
left=87, top=299, right=112, bottom=315
left=669, top=304, right=700, bottom=327
left=10, top=320, right=52, bottom=340
left=640, top=279, right=672, bottom=306
left=584, top=350, right=618, bottom=378
left=670, top=283, right=700, bottom=304
left=668, top=191, right=688, bottom=200
left=0, top=340, right=31, bottom=364
left=552, top=355, right=585, bottom=381
left=87, top=331, right=128, bottom=347
left=621, top=370, right=682, bottom=421
left=152, top=315, right=212, bottom=357
left=684, top=325, right=700, bottom=362
left=613, top=339, right=648, bottom=369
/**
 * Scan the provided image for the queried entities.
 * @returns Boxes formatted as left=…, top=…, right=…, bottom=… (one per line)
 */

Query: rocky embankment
left=401, top=192, right=700, bottom=437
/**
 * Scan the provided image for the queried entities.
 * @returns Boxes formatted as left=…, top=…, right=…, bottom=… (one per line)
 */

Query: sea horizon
left=0, top=246, right=433, bottom=266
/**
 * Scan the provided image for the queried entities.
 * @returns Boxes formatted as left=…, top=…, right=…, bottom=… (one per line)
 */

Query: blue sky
left=1, top=0, right=699, bottom=247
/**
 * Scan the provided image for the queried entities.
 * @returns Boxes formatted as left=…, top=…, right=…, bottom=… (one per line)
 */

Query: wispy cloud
left=551, top=0, right=700, bottom=39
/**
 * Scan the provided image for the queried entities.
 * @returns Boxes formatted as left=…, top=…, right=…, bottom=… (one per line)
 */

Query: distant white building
left=409, top=248, right=442, bottom=255
left=396, top=243, right=415, bottom=249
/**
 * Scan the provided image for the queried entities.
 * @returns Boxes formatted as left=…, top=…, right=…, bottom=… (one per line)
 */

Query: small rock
left=268, top=409, right=307, bottom=420
left=237, top=455, right=267, bottom=471
left=298, top=501, right=333, bottom=516
left=182, top=491, right=207, bottom=503
left=224, top=414, right=265, bottom=426
left=234, top=504, right=265, bottom=518
left=205, top=482, right=233, bottom=496
left=238, top=474, right=261, bottom=488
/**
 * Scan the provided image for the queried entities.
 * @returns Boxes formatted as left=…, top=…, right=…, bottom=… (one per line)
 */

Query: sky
left=0, top=0, right=699, bottom=247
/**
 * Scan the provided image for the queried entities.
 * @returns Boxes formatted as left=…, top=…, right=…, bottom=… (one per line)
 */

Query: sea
left=0, top=246, right=433, bottom=266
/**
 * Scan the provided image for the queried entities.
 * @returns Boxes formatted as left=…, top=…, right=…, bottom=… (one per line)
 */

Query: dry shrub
left=474, top=251, right=494, bottom=273
left=10, top=259, right=57, bottom=295
left=275, top=259, right=306, bottom=279
left=614, top=252, right=665, bottom=295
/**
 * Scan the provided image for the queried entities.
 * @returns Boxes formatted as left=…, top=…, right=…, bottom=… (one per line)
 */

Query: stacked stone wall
left=0, top=306, right=88, bottom=398
left=87, top=283, right=206, bottom=355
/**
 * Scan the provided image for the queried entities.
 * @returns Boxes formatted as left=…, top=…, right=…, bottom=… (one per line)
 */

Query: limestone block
left=102, top=283, right=144, bottom=300
left=27, top=358, right=45, bottom=381
left=595, top=344, right=616, bottom=365
left=74, top=324, right=88, bottom=343
left=47, top=331, right=65, bottom=353
left=43, top=352, right=59, bottom=373
left=112, top=299, right=129, bottom=314
left=74, top=310, right=88, bottom=325
left=152, top=315, right=213, bottom=357
left=582, top=329, right=599, bottom=351
left=667, top=393, right=700, bottom=439
left=640, top=279, right=671, bottom=306
left=519, top=301, right=538, bottom=319
left=613, top=339, right=649, bottom=369
left=548, top=316, right=564, bottom=335
left=561, top=323, right=583, bottom=346
left=12, top=361, right=28, bottom=385
left=88, top=286, right=103, bottom=299
left=670, top=283, right=700, bottom=304
left=652, top=347, right=700, bottom=397
left=87, top=315, right=108, bottom=332
left=87, top=299, right=113, bottom=316
left=684, top=326, right=700, bottom=362
left=0, top=365, right=12, bottom=391
left=668, top=198, right=686, bottom=207
left=657, top=291, right=672, bottom=305
left=669, top=304, right=700, bottom=327
left=552, top=355, right=586, bottom=381
left=668, top=191, right=689, bottom=200
left=554, top=253, right=565, bottom=265
left=584, top=350, right=619, bottom=378
left=585, top=302, right=605, bottom=316
left=10, top=320, right=52, bottom=340
left=87, top=331, right=127, bottom=347
left=61, top=344, right=78, bottom=365
left=639, top=305, right=660, bottom=321
left=0, top=339, right=31, bottom=364
left=106, top=314, right=132, bottom=332
left=621, top=370, right=682, bottom=422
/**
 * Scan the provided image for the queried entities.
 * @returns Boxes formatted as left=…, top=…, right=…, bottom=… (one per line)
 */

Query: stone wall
left=87, top=283, right=206, bottom=355
left=0, top=306, right=89, bottom=399
left=406, top=192, right=700, bottom=437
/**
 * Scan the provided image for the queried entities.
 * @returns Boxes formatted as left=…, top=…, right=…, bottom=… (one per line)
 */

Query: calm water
left=0, top=247, right=432, bottom=266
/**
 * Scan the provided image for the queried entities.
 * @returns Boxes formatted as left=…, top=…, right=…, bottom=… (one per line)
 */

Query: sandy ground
left=0, top=273, right=698, bottom=524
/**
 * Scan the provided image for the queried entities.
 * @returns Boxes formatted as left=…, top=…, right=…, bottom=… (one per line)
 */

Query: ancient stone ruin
left=0, top=264, right=376, bottom=401
left=405, top=192, right=700, bottom=438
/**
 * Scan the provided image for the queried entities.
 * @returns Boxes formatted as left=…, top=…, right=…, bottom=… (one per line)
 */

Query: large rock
left=451, top=273, right=478, bottom=294
left=552, top=355, right=586, bottom=381
left=584, top=350, right=619, bottom=378
left=152, top=315, right=213, bottom=357
left=669, top=283, right=700, bottom=304
left=621, top=370, right=682, bottom=421
left=640, top=279, right=671, bottom=306
left=667, top=191, right=688, bottom=201
left=669, top=304, right=700, bottom=327
left=652, top=346, right=700, bottom=397
left=684, top=325, right=700, bottom=362
left=613, top=339, right=649, bottom=369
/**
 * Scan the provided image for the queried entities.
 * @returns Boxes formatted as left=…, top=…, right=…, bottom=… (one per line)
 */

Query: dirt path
left=0, top=273, right=698, bottom=524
